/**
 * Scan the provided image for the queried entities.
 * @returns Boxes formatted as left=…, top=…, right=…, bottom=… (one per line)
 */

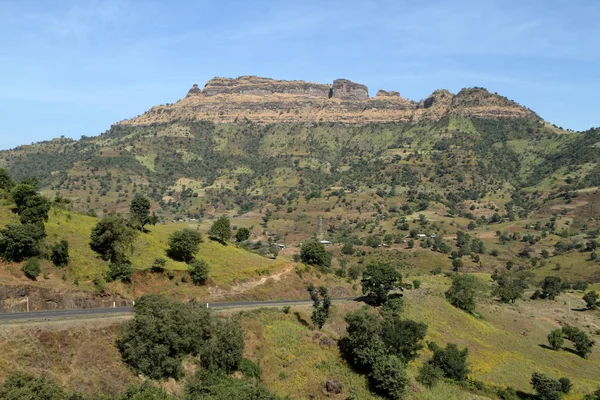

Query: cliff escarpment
left=118, top=76, right=537, bottom=126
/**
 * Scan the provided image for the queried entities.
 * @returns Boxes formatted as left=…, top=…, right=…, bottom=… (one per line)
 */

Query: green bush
left=106, top=262, right=135, bottom=283
left=428, top=341, right=470, bottom=381
left=166, top=229, right=203, bottom=262
left=22, top=258, right=40, bottom=280
left=370, top=355, right=409, bottom=400
left=0, top=223, right=46, bottom=262
left=238, top=358, right=261, bottom=379
left=416, top=363, right=443, bottom=388
left=50, top=240, right=69, bottom=267
left=188, top=259, right=209, bottom=285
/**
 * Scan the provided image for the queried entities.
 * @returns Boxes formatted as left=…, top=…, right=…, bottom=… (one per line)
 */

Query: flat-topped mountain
left=118, top=76, right=537, bottom=126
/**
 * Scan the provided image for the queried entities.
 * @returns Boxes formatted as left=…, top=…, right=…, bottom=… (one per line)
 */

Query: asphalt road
left=0, top=297, right=359, bottom=322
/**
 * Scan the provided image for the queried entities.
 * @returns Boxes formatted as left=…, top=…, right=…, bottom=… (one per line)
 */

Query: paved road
left=0, top=297, right=359, bottom=322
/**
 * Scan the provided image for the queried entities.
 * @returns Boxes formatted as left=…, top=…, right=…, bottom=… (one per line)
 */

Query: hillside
left=0, top=75, right=600, bottom=400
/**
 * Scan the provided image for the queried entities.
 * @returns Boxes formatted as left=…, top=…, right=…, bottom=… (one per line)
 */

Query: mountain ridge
left=117, top=75, right=538, bottom=127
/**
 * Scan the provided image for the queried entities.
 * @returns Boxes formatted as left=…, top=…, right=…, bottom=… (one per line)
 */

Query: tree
left=235, top=227, right=250, bottom=242
left=381, top=318, right=427, bottom=363
left=209, top=215, right=232, bottom=243
left=429, top=342, right=470, bottom=381
left=188, top=259, right=209, bottom=285
left=445, top=274, right=481, bottom=313
left=452, top=257, right=463, bottom=272
left=166, top=229, right=203, bottom=262
left=531, top=372, right=565, bottom=400
left=300, top=239, right=331, bottom=269
left=361, top=262, right=402, bottom=304
left=18, top=194, right=51, bottom=225
left=201, top=317, right=244, bottom=373
left=130, top=195, right=157, bottom=231
left=365, top=236, right=381, bottom=248
left=90, top=214, right=138, bottom=263
left=583, top=291, right=599, bottom=310
left=0, top=168, right=14, bottom=190
left=558, top=378, right=572, bottom=394
left=307, top=284, right=331, bottom=329
left=50, top=240, right=69, bottom=267
left=492, top=269, right=534, bottom=303
left=541, top=276, right=562, bottom=300
left=547, top=329, right=564, bottom=350
left=10, top=184, right=37, bottom=212
left=342, top=242, right=354, bottom=255
left=22, top=258, right=40, bottom=280
left=118, top=295, right=213, bottom=380
left=370, top=355, right=409, bottom=400
left=562, top=325, right=595, bottom=358
left=0, top=223, right=45, bottom=262
left=342, top=308, right=385, bottom=370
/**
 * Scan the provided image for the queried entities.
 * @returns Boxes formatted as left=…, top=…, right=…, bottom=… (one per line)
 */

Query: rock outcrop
left=118, top=76, right=539, bottom=127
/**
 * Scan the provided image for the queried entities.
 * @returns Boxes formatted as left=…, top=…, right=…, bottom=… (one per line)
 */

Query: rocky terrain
left=118, top=75, right=537, bottom=126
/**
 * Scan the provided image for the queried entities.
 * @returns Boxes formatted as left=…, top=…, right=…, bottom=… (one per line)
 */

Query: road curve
left=0, top=297, right=359, bottom=322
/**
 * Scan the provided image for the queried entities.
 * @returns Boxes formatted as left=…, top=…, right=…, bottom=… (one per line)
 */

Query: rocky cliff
left=118, top=76, right=538, bottom=126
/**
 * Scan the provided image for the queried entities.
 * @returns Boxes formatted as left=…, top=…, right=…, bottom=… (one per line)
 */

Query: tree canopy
left=166, top=229, right=203, bottom=262
left=361, top=262, right=402, bottom=304
left=90, top=214, right=138, bottom=263
left=209, top=215, right=232, bottom=243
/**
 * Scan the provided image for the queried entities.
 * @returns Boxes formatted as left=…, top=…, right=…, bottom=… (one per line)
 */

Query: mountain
left=0, top=75, right=597, bottom=223
left=117, top=76, right=537, bottom=126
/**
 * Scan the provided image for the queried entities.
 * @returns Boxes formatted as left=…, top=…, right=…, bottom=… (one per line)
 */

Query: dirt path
left=208, top=263, right=295, bottom=298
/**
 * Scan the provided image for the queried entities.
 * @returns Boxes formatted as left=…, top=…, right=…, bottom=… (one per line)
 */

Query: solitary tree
left=361, top=262, right=402, bottom=304
left=166, top=229, right=203, bottom=262
left=307, top=284, right=331, bottom=329
left=541, top=276, right=562, bottom=300
left=300, top=239, right=331, bottom=269
left=90, top=214, right=138, bottom=263
left=445, top=274, right=481, bottom=313
left=130, top=195, right=157, bottom=232
left=209, top=215, right=231, bottom=244
left=583, top=291, right=599, bottom=310
left=235, top=227, right=250, bottom=242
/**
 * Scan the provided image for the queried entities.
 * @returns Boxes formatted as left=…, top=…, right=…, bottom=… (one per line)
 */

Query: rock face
left=118, top=76, right=539, bottom=126
left=325, top=379, right=343, bottom=394
left=331, top=79, right=369, bottom=100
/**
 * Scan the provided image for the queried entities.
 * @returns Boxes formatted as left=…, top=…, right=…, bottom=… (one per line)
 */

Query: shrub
left=416, top=363, right=443, bottom=388
left=429, top=341, right=470, bottom=381
left=547, top=329, right=564, bottom=350
left=238, top=358, right=261, bottom=380
left=583, top=291, right=599, bottom=310
left=22, top=258, right=40, bottom=280
left=413, top=279, right=421, bottom=289
left=370, top=355, right=409, bottom=400
left=188, top=259, right=209, bottom=285
left=150, top=258, right=166, bottom=273
left=201, top=317, right=244, bottom=373
left=106, top=262, right=135, bottom=283
left=50, top=240, right=69, bottom=267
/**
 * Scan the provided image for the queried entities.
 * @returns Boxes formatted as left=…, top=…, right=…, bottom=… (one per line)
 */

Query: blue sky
left=1, top=0, right=599, bottom=149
